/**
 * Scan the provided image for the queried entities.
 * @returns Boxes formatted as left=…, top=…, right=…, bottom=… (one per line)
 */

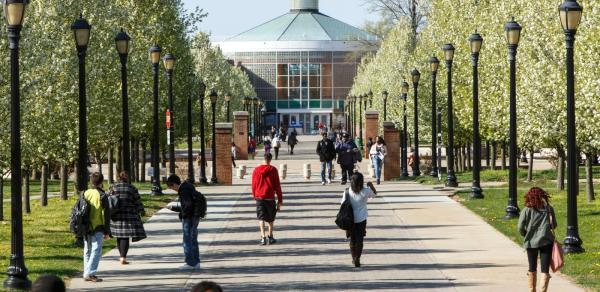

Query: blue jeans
left=372, top=157, right=383, bottom=181
left=182, top=217, right=200, bottom=266
left=83, top=231, right=104, bottom=277
left=321, top=161, right=333, bottom=182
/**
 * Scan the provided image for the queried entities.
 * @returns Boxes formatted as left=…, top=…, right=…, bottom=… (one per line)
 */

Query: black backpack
left=193, top=189, right=207, bottom=219
left=69, top=194, right=91, bottom=238
left=335, top=189, right=354, bottom=230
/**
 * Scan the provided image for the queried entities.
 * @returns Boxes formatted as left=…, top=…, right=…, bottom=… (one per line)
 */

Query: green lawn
left=1, top=179, right=155, bottom=198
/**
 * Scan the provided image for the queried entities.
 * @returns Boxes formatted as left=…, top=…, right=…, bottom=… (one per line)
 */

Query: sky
left=182, top=0, right=379, bottom=41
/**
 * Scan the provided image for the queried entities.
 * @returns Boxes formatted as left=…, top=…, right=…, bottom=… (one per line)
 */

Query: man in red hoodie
left=252, top=153, right=283, bottom=245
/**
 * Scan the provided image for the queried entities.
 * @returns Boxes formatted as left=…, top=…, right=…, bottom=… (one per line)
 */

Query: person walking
left=336, top=133, right=359, bottom=185
left=279, top=126, right=287, bottom=142
left=82, top=172, right=110, bottom=282
left=248, top=136, right=257, bottom=160
left=166, top=174, right=202, bottom=270
left=341, top=172, right=377, bottom=268
left=272, top=135, right=281, bottom=160
left=270, top=126, right=276, bottom=139
left=252, top=153, right=283, bottom=245
left=369, top=137, right=387, bottom=185
left=109, top=172, right=147, bottom=265
left=316, top=132, right=336, bottom=185
left=264, top=137, right=272, bottom=154
left=288, top=129, right=298, bottom=155
left=231, top=142, right=237, bottom=168
left=518, top=187, right=557, bottom=292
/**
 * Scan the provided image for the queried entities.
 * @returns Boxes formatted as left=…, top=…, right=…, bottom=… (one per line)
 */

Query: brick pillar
left=383, top=121, right=400, bottom=180
left=365, top=110, right=379, bottom=158
left=233, top=111, right=249, bottom=160
left=215, top=123, right=233, bottom=185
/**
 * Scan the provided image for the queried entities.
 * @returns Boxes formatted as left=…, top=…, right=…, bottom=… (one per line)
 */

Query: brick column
left=233, top=111, right=249, bottom=160
left=383, top=121, right=400, bottom=180
left=215, top=123, right=233, bottom=185
left=365, top=110, right=379, bottom=158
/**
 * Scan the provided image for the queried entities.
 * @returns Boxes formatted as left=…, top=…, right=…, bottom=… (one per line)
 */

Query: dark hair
left=31, top=274, right=65, bottom=292
left=524, top=187, right=550, bottom=209
left=90, top=172, right=104, bottom=188
left=231, top=142, right=236, bottom=146
left=190, top=281, right=223, bottom=292
left=377, top=136, right=386, bottom=145
left=264, top=152, right=273, bottom=161
left=166, top=174, right=182, bottom=187
left=118, top=171, right=129, bottom=183
left=350, top=172, right=364, bottom=194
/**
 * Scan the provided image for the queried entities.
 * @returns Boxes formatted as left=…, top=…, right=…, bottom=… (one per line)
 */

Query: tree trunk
left=585, top=152, right=595, bottom=202
left=467, top=143, right=472, bottom=171
left=33, top=169, right=41, bottom=180
left=492, top=142, right=497, bottom=170
left=41, top=162, right=48, bottom=207
left=501, top=141, right=507, bottom=170
left=456, top=147, right=463, bottom=172
left=23, top=169, right=31, bottom=214
left=161, top=150, right=167, bottom=183
left=108, top=147, right=114, bottom=184
left=60, top=163, right=68, bottom=200
left=97, top=155, right=103, bottom=177
left=557, top=148, right=566, bottom=191
left=0, top=175, right=4, bottom=221
left=131, top=138, right=138, bottom=182
left=135, top=139, right=140, bottom=182
left=141, top=140, right=147, bottom=183
left=527, top=149, right=534, bottom=182
left=117, top=141, right=123, bottom=175
left=485, top=140, right=490, bottom=169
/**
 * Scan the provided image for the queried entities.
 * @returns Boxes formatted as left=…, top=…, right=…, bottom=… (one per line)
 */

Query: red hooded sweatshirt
left=252, top=164, right=283, bottom=203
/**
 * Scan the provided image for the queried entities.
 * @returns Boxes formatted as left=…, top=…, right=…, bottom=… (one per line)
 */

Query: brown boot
left=540, top=273, right=551, bottom=292
left=527, top=272, right=537, bottom=292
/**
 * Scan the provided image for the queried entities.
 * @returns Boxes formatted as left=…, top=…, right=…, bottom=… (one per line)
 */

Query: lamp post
left=368, top=90, right=373, bottom=108
left=401, top=81, right=410, bottom=177
left=411, top=69, right=421, bottom=176
left=559, top=0, right=584, bottom=253
left=382, top=91, right=388, bottom=121
left=470, top=32, right=484, bottom=199
left=351, top=95, right=356, bottom=137
left=4, top=0, right=31, bottom=289
left=186, top=83, right=195, bottom=184
left=442, top=43, right=458, bottom=187
left=253, top=97, right=259, bottom=142
left=244, top=97, right=250, bottom=137
left=358, top=94, right=363, bottom=146
left=225, top=92, right=232, bottom=122
left=163, top=53, right=176, bottom=175
left=149, top=45, right=162, bottom=195
left=72, top=16, right=91, bottom=193
left=429, top=56, right=440, bottom=177
left=210, top=90, right=218, bottom=183
left=504, top=18, right=522, bottom=219
left=198, top=81, right=208, bottom=184
left=115, top=29, right=131, bottom=176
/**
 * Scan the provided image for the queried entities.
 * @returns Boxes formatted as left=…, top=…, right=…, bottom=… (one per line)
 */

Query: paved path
left=68, top=137, right=584, bottom=291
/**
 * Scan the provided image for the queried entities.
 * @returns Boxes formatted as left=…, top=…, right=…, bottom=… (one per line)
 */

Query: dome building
left=216, top=0, right=378, bottom=135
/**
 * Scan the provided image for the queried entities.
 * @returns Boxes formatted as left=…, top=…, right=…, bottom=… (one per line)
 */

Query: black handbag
left=335, top=189, right=354, bottom=230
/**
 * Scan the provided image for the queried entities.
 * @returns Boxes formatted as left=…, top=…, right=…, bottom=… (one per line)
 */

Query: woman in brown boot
left=518, top=187, right=557, bottom=292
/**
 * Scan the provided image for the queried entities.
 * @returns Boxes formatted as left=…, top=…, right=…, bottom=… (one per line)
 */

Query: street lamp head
left=3, top=0, right=27, bottom=27
left=199, top=80, right=206, bottom=98
left=224, top=92, right=232, bottom=102
left=411, top=68, right=421, bottom=84
left=149, top=44, right=162, bottom=65
left=401, top=80, right=409, bottom=95
left=469, top=31, right=484, bottom=54
left=442, top=43, right=455, bottom=62
left=429, top=56, right=440, bottom=73
left=209, top=89, right=218, bottom=104
left=559, top=0, right=583, bottom=33
left=163, top=53, right=176, bottom=72
left=382, top=90, right=388, bottom=99
left=115, top=28, right=131, bottom=56
left=504, top=17, right=522, bottom=46
left=368, top=90, right=373, bottom=99
left=71, top=14, right=91, bottom=51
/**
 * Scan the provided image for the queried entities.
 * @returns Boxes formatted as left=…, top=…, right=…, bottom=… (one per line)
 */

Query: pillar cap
left=233, top=111, right=249, bottom=117
left=216, top=123, right=233, bottom=129
left=383, top=121, right=396, bottom=129
left=365, top=110, right=379, bottom=117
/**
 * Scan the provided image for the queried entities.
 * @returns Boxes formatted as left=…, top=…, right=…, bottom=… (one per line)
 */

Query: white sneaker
left=327, top=178, right=332, bottom=184
left=178, top=264, right=195, bottom=270
left=321, top=181, right=326, bottom=185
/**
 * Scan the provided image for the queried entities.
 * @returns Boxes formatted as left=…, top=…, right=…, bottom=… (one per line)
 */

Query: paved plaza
left=68, top=137, right=583, bottom=291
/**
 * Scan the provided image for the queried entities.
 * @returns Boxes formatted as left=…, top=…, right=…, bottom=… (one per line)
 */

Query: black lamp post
left=115, top=29, right=131, bottom=176
left=186, top=83, right=195, bottom=184
left=351, top=95, right=356, bottom=137
left=198, top=81, right=208, bottom=184
left=368, top=90, right=373, bottom=108
left=429, top=56, right=439, bottom=177
left=244, top=97, right=250, bottom=137
left=382, top=91, right=388, bottom=121
left=163, top=53, right=176, bottom=175
left=401, top=81, right=409, bottom=177
left=72, top=16, right=91, bottom=193
left=411, top=69, right=421, bottom=176
left=358, top=94, right=363, bottom=146
left=253, top=97, right=259, bottom=142
left=504, top=18, right=522, bottom=219
left=442, top=43, right=458, bottom=187
left=225, top=92, right=232, bottom=122
left=149, top=44, right=163, bottom=195
left=4, top=0, right=31, bottom=289
left=469, top=32, right=484, bottom=199
left=560, top=0, right=584, bottom=253
left=210, top=90, right=218, bottom=183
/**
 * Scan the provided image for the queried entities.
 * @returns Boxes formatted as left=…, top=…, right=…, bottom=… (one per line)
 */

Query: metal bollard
left=279, top=164, right=287, bottom=180
left=237, top=168, right=245, bottom=179
left=303, top=163, right=311, bottom=180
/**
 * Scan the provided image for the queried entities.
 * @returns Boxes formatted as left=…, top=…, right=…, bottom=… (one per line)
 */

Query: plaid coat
left=108, top=182, right=147, bottom=241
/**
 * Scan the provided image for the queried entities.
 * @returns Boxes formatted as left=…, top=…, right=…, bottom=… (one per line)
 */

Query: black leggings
left=349, top=221, right=366, bottom=259
left=527, top=244, right=552, bottom=273
left=117, top=238, right=130, bottom=258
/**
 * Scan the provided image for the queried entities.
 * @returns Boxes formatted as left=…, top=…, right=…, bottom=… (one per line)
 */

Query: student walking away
left=248, top=136, right=257, bottom=159
left=369, top=137, right=387, bottom=185
left=336, top=133, right=359, bottom=185
left=518, top=187, right=558, bottom=292
left=231, top=142, right=237, bottom=168
left=264, top=137, right=272, bottom=154
left=287, top=129, right=298, bottom=155
left=190, top=281, right=223, bottom=292
left=109, top=172, right=147, bottom=265
left=279, top=126, right=287, bottom=142
left=270, top=126, right=276, bottom=139
left=341, top=172, right=377, bottom=268
left=81, top=172, right=111, bottom=282
left=252, top=153, right=283, bottom=245
left=166, top=174, right=206, bottom=270
left=316, top=132, right=336, bottom=185
left=272, top=135, right=282, bottom=160
left=32, top=274, right=66, bottom=292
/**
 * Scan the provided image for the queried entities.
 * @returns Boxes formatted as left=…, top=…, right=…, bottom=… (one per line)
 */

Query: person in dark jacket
left=109, top=172, right=146, bottom=265
left=166, top=174, right=201, bottom=270
left=287, top=129, right=298, bottom=155
left=336, top=133, right=359, bottom=185
left=316, top=132, right=336, bottom=185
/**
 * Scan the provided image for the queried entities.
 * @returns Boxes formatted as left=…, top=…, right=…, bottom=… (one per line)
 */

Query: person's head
left=350, top=172, right=364, bottom=194
left=90, top=172, right=104, bottom=189
left=190, top=281, right=223, bottom=292
left=118, top=171, right=129, bottom=183
left=231, top=142, right=236, bottom=147
left=263, top=153, right=273, bottom=165
left=166, top=174, right=182, bottom=192
left=377, top=136, right=385, bottom=145
left=31, top=274, right=65, bottom=292
left=524, top=187, right=550, bottom=209
left=342, top=133, right=350, bottom=141
left=368, top=137, right=373, bottom=142
left=322, top=132, right=328, bottom=140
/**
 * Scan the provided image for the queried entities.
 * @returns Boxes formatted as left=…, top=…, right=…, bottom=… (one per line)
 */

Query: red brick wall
left=365, top=110, right=379, bottom=158
left=215, top=123, right=233, bottom=185
left=233, top=111, right=249, bottom=160
left=383, top=122, right=400, bottom=180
